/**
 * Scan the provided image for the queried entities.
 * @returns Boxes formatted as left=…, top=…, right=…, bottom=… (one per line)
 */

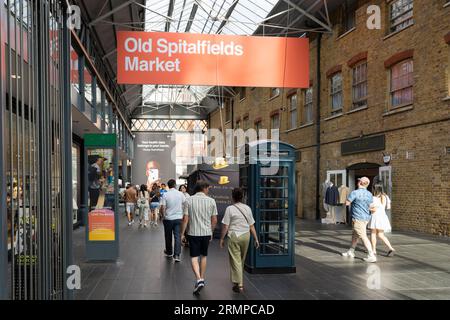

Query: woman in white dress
left=369, top=184, right=395, bottom=256
left=138, top=184, right=150, bottom=228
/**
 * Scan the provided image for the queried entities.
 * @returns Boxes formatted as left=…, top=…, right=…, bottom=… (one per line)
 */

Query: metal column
left=1, top=0, right=67, bottom=300
left=0, top=0, right=8, bottom=301
left=61, top=1, right=74, bottom=300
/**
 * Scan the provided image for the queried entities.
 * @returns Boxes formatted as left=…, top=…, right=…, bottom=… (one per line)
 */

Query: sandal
left=232, top=284, right=244, bottom=293
left=232, top=284, right=241, bottom=293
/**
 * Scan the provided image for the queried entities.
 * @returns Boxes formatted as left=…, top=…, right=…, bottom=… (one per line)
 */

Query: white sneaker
left=128, top=222, right=132, bottom=226
left=363, top=255, right=377, bottom=263
left=342, top=250, right=355, bottom=258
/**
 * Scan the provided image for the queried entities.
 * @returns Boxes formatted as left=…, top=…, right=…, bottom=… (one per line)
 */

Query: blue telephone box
left=240, top=140, right=296, bottom=274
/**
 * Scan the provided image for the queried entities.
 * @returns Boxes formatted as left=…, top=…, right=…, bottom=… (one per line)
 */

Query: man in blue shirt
left=160, top=179, right=186, bottom=262
left=342, top=177, right=376, bottom=263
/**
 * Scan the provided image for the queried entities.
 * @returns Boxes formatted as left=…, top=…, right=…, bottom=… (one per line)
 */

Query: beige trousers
left=227, top=232, right=250, bottom=286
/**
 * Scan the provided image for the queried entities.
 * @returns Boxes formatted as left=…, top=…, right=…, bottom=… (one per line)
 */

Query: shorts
left=188, top=235, right=211, bottom=257
left=352, top=220, right=369, bottom=238
left=150, top=202, right=160, bottom=210
left=126, top=203, right=135, bottom=213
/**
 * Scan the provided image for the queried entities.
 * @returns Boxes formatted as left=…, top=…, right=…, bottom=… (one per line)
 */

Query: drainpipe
left=315, top=34, right=322, bottom=221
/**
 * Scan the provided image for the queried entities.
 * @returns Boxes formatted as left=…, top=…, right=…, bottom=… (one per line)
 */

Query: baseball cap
left=358, top=177, right=370, bottom=186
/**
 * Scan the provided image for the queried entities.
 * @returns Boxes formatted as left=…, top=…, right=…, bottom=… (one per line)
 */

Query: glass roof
left=142, top=0, right=279, bottom=107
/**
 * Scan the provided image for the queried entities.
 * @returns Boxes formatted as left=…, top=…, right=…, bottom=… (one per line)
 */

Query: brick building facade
left=207, top=0, right=450, bottom=236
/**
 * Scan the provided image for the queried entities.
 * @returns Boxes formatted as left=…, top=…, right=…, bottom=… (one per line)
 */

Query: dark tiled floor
left=73, top=209, right=450, bottom=300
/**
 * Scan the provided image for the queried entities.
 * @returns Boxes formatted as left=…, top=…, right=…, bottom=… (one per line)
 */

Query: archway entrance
left=347, top=162, right=381, bottom=193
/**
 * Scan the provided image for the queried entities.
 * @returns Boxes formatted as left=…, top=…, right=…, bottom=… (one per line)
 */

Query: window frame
left=288, top=93, right=298, bottom=129
left=224, top=99, right=232, bottom=123
left=254, top=120, right=262, bottom=140
left=239, top=87, right=246, bottom=101
left=330, top=73, right=343, bottom=113
left=243, top=116, right=250, bottom=130
left=389, top=0, right=414, bottom=34
left=339, top=0, right=357, bottom=36
left=270, top=113, right=280, bottom=131
left=352, top=61, right=368, bottom=109
left=389, top=58, right=414, bottom=108
left=303, top=87, right=314, bottom=124
left=270, top=88, right=280, bottom=99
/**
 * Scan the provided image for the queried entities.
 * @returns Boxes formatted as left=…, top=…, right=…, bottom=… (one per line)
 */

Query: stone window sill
left=444, top=2, right=450, bottom=8
left=382, top=104, right=413, bottom=117
left=443, top=96, right=450, bottom=101
left=324, top=112, right=343, bottom=121
left=346, top=105, right=368, bottom=115
left=383, top=23, right=414, bottom=41
left=337, top=27, right=356, bottom=40
left=299, top=122, right=314, bottom=129
left=283, top=122, right=314, bottom=133
left=269, top=94, right=280, bottom=101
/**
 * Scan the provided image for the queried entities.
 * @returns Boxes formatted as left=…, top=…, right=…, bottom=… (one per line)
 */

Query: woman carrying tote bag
left=220, top=188, right=260, bottom=293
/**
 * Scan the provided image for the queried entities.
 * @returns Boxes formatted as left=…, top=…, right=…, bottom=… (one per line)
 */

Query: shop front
left=322, top=134, right=393, bottom=225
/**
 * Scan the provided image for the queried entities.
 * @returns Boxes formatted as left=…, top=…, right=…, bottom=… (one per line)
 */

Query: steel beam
left=185, top=3, right=199, bottom=32
left=165, top=0, right=176, bottom=32
left=281, top=0, right=332, bottom=32
left=216, top=0, right=240, bottom=34
left=88, top=0, right=134, bottom=27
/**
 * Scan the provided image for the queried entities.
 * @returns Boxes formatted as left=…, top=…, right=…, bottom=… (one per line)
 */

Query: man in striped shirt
left=181, top=180, right=218, bottom=295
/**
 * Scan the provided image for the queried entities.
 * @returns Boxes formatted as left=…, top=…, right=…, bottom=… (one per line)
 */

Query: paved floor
left=73, top=210, right=450, bottom=300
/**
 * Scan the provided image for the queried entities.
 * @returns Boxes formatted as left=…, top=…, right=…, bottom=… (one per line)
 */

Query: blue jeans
left=163, top=219, right=182, bottom=256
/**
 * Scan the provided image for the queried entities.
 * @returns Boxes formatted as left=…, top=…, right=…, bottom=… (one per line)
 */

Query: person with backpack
left=137, top=184, right=150, bottom=228
left=220, top=188, right=260, bottom=293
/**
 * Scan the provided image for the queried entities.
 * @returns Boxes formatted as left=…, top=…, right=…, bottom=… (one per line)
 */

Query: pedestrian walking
left=137, top=184, right=150, bottom=228
left=181, top=180, right=218, bottom=295
left=179, top=184, right=190, bottom=247
left=369, top=184, right=395, bottom=256
left=160, top=179, right=186, bottom=262
left=220, top=188, right=259, bottom=293
left=342, top=177, right=377, bottom=263
left=149, top=183, right=160, bottom=227
left=124, top=183, right=138, bottom=226
left=159, top=183, right=168, bottom=222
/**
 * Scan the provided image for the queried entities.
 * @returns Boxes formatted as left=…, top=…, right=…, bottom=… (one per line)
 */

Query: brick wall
left=208, top=0, right=450, bottom=236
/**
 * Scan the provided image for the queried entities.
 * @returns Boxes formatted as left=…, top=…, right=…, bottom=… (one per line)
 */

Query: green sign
left=84, top=134, right=116, bottom=147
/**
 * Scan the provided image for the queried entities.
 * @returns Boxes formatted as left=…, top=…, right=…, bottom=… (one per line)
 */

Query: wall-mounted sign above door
left=117, top=31, right=309, bottom=88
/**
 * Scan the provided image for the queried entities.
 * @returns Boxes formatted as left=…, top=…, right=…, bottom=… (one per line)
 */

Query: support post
left=0, top=1, right=8, bottom=300
left=62, top=1, right=74, bottom=300
left=315, top=34, right=322, bottom=220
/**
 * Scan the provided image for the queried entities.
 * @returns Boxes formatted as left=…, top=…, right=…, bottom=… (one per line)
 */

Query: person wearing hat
left=342, top=177, right=377, bottom=263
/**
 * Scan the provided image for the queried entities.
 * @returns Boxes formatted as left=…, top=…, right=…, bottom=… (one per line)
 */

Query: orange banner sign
left=117, top=31, right=309, bottom=88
